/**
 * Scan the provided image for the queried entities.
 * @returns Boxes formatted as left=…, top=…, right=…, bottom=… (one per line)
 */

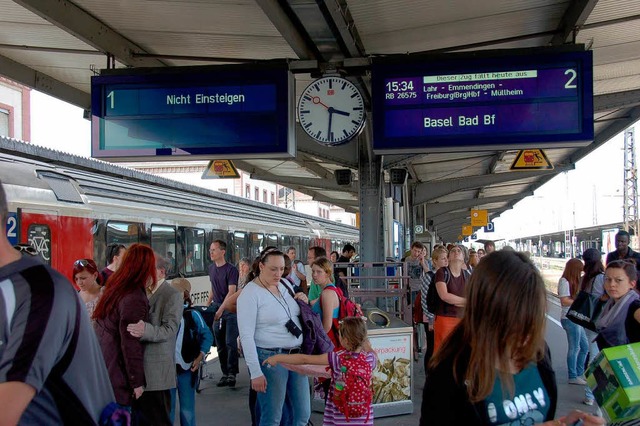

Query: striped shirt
left=0, top=255, right=114, bottom=423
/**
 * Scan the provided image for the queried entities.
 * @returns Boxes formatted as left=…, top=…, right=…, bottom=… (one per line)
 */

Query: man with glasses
left=606, top=230, right=640, bottom=275
left=0, top=179, right=114, bottom=424
left=206, top=240, right=240, bottom=387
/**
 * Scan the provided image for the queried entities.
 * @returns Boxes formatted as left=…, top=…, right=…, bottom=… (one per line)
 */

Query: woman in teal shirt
left=311, top=257, right=340, bottom=348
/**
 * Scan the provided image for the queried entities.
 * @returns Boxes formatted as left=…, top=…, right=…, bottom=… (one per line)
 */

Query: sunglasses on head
left=74, top=259, right=90, bottom=268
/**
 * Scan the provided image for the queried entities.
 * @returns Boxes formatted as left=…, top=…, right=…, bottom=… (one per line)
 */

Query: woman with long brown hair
left=558, top=258, right=589, bottom=386
left=421, top=251, right=604, bottom=426
left=93, top=243, right=154, bottom=409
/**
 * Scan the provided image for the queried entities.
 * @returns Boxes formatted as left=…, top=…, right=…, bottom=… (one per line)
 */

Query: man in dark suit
left=127, top=255, right=183, bottom=425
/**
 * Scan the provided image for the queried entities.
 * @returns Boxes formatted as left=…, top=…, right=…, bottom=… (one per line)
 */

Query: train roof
left=0, top=136, right=358, bottom=240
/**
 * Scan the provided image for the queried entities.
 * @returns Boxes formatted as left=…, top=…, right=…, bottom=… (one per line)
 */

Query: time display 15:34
left=385, top=79, right=417, bottom=100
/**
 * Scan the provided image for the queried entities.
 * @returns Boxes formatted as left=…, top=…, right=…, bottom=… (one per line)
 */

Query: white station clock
left=297, top=76, right=365, bottom=146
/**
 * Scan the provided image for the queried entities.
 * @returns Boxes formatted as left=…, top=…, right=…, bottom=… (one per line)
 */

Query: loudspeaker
left=335, top=169, right=352, bottom=186
left=390, top=168, right=407, bottom=185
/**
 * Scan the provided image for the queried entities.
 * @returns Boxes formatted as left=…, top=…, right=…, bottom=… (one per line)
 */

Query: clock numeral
left=314, top=83, right=320, bottom=92
left=330, top=132, right=334, bottom=142
left=316, top=130, right=322, bottom=139
left=351, top=120, right=359, bottom=125
left=300, top=110, right=310, bottom=114
left=341, top=81, right=347, bottom=90
left=343, top=130, right=349, bottom=138
left=304, top=122, right=313, bottom=128
left=304, top=95, right=312, bottom=101
left=353, top=107, right=363, bottom=111
left=350, top=93, right=358, bottom=98
left=329, top=79, right=333, bottom=89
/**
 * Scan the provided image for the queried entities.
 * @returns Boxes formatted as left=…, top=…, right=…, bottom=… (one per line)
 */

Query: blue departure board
left=91, top=63, right=294, bottom=161
left=371, top=49, right=594, bottom=153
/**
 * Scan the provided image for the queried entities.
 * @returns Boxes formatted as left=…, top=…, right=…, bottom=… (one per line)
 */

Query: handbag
left=566, top=290, right=606, bottom=331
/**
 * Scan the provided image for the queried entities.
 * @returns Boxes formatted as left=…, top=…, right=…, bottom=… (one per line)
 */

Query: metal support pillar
left=358, top=138, right=385, bottom=289
left=623, top=127, right=639, bottom=245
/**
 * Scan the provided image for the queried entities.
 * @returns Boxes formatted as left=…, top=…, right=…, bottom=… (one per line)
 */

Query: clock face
left=297, top=77, right=365, bottom=146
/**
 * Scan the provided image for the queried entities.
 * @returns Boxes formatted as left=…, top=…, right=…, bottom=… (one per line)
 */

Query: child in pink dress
left=263, top=317, right=377, bottom=425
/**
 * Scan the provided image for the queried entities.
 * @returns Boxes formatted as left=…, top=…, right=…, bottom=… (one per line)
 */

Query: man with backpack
left=170, top=278, right=213, bottom=426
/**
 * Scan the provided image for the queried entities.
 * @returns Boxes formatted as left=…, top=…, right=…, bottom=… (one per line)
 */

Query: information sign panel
left=91, top=63, right=295, bottom=161
left=371, top=49, right=593, bottom=153
left=5, top=212, right=17, bottom=246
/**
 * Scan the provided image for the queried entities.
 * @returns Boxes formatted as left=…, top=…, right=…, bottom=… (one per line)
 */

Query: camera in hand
left=285, top=319, right=302, bottom=338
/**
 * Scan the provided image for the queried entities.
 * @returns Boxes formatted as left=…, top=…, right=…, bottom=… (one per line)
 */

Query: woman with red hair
left=93, top=243, right=154, bottom=410
left=73, top=258, right=102, bottom=318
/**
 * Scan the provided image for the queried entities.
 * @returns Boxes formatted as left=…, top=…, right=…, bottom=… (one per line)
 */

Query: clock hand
left=327, top=109, right=333, bottom=141
left=331, top=108, right=351, bottom=117
left=311, top=96, right=329, bottom=109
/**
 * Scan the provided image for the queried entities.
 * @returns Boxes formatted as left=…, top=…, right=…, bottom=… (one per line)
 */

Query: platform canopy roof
left=1, top=0, right=639, bottom=242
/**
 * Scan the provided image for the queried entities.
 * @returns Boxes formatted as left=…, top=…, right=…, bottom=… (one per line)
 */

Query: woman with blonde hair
left=311, top=257, right=341, bottom=348
left=558, top=258, right=590, bottom=386
left=421, top=251, right=604, bottom=426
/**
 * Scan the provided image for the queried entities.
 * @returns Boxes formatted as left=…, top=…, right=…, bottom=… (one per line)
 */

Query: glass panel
left=151, top=225, right=176, bottom=275
left=179, top=227, right=205, bottom=275
left=107, top=221, right=140, bottom=246
left=27, top=224, right=51, bottom=265
left=250, top=233, right=264, bottom=259
left=266, top=234, right=278, bottom=250
left=233, top=231, right=247, bottom=265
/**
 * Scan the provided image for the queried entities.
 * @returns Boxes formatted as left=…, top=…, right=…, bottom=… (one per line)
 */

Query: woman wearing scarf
left=595, top=260, right=640, bottom=351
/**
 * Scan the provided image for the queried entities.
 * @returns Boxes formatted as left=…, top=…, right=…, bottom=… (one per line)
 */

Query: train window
left=281, top=235, right=291, bottom=252
left=266, top=234, right=278, bottom=250
left=250, top=233, right=265, bottom=259
left=179, top=227, right=205, bottom=275
left=151, top=225, right=176, bottom=276
left=107, top=221, right=140, bottom=246
left=232, top=231, right=248, bottom=265
left=27, top=224, right=51, bottom=265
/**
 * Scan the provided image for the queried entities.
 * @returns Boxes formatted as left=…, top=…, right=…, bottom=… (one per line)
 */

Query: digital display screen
left=91, top=64, right=294, bottom=161
left=371, top=50, right=594, bottom=153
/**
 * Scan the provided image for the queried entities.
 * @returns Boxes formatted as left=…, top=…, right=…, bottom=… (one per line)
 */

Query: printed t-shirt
left=483, top=364, right=551, bottom=425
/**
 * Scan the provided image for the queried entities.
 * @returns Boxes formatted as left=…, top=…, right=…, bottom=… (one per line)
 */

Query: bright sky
left=28, top=90, right=639, bottom=240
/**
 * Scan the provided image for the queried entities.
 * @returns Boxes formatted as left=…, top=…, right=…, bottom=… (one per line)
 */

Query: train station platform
left=186, top=296, right=596, bottom=425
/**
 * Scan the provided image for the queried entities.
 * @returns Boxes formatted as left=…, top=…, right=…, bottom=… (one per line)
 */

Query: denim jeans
left=169, top=367, right=197, bottom=426
left=584, top=328, right=599, bottom=401
left=561, top=318, right=589, bottom=379
left=255, top=347, right=310, bottom=426
left=211, top=304, right=239, bottom=376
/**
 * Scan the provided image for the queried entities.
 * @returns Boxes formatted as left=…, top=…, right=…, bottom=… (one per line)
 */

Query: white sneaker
left=568, top=377, right=587, bottom=385
left=583, top=398, right=595, bottom=406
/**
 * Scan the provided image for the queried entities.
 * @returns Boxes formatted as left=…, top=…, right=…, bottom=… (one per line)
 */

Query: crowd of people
left=2, top=170, right=639, bottom=425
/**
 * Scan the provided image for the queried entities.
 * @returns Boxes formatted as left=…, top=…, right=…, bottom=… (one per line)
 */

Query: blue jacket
left=175, top=307, right=214, bottom=368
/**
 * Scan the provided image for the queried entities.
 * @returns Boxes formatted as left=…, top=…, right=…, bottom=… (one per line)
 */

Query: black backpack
left=181, top=308, right=201, bottom=363
left=426, top=267, right=471, bottom=313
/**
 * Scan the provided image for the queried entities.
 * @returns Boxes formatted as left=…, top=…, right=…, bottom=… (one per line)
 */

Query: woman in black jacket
left=420, top=251, right=604, bottom=426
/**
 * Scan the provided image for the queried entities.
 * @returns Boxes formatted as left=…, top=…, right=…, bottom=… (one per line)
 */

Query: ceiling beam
left=13, top=0, right=164, bottom=67
left=254, top=0, right=319, bottom=60
left=426, top=192, right=532, bottom=217
left=0, top=53, right=90, bottom=109
left=594, top=89, right=640, bottom=112
left=550, top=0, right=600, bottom=45
left=433, top=208, right=503, bottom=228
left=294, top=153, right=335, bottom=180
left=249, top=172, right=357, bottom=193
left=235, top=160, right=358, bottom=213
left=413, top=165, right=574, bottom=205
